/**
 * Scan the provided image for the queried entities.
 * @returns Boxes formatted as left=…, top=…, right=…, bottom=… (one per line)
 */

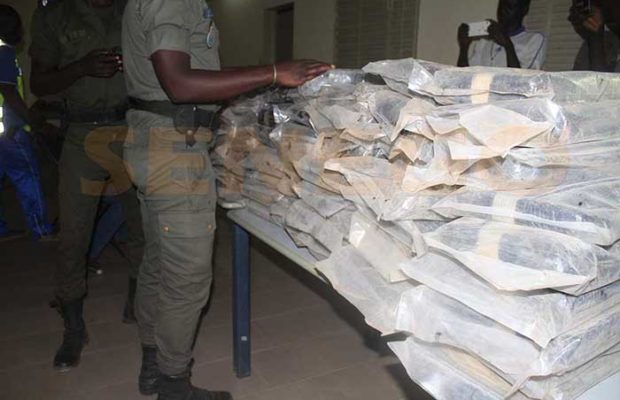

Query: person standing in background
left=570, top=0, right=620, bottom=72
left=457, top=0, right=547, bottom=69
left=29, top=0, right=144, bottom=372
left=0, top=5, right=55, bottom=242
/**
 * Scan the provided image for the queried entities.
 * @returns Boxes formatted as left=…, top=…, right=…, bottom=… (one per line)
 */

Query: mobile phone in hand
left=467, top=21, right=491, bottom=37
left=573, top=0, right=592, bottom=13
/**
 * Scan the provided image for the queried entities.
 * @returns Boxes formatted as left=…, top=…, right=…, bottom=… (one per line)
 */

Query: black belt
left=66, top=104, right=128, bottom=124
left=128, top=97, right=219, bottom=147
left=128, top=97, right=219, bottom=131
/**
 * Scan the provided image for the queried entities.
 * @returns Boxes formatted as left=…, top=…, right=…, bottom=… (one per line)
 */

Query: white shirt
left=468, top=30, right=547, bottom=69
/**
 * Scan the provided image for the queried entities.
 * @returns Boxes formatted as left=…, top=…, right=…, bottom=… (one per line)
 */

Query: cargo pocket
left=158, top=210, right=217, bottom=289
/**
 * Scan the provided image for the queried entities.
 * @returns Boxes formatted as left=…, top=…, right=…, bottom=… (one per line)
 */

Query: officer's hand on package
left=79, top=49, right=123, bottom=78
left=274, top=60, right=334, bottom=88
left=487, top=20, right=512, bottom=48
left=458, top=23, right=473, bottom=48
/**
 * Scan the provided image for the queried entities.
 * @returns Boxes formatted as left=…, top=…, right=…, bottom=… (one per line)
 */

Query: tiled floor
left=0, top=185, right=432, bottom=399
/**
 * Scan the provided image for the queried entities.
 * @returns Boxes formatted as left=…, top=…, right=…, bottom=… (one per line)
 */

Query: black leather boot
left=139, top=345, right=161, bottom=395
left=158, top=371, right=232, bottom=400
left=53, top=298, right=88, bottom=372
left=123, top=277, right=137, bottom=324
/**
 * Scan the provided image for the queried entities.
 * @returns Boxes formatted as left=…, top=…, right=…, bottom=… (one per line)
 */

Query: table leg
left=233, top=223, right=251, bottom=378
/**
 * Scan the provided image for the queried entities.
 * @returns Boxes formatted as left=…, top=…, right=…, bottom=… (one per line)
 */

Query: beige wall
left=9, top=0, right=500, bottom=98
left=4, top=0, right=39, bottom=103
left=210, top=0, right=336, bottom=67
left=416, top=0, right=498, bottom=65
left=211, top=0, right=499, bottom=68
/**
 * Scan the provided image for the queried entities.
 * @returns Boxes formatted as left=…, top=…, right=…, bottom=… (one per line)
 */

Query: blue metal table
left=228, top=208, right=318, bottom=378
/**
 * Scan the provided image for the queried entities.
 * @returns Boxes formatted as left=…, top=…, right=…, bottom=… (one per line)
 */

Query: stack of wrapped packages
left=212, top=59, right=620, bottom=400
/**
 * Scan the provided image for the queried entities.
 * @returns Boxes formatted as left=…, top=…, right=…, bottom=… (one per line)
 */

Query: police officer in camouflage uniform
left=29, top=0, right=144, bottom=371
left=122, top=0, right=331, bottom=398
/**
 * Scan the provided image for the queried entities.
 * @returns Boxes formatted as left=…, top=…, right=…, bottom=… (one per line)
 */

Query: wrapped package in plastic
left=389, top=337, right=531, bottom=400
left=433, top=179, right=620, bottom=245
left=299, top=69, right=366, bottom=99
left=408, top=60, right=553, bottom=103
left=236, top=170, right=282, bottom=192
left=292, top=180, right=350, bottom=218
left=340, top=123, right=388, bottom=144
left=366, top=89, right=411, bottom=127
left=558, top=243, right=620, bottom=296
left=311, top=98, right=375, bottom=130
left=327, top=206, right=355, bottom=241
left=348, top=211, right=411, bottom=282
left=270, top=197, right=295, bottom=227
left=285, top=200, right=344, bottom=253
left=457, top=155, right=615, bottom=191
left=244, top=198, right=272, bottom=221
left=241, top=182, right=284, bottom=206
left=509, top=138, right=620, bottom=170
left=520, top=343, right=620, bottom=400
left=396, top=285, right=540, bottom=375
left=286, top=228, right=330, bottom=260
left=362, top=58, right=416, bottom=95
left=238, top=143, right=286, bottom=178
left=414, top=98, right=620, bottom=149
left=380, top=188, right=453, bottom=221
left=272, top=102, right=313, bottom=128
left=316, top=245, right=415, bottom=334
left=393, top=97, right=437, bottom=141
left=339, top=132, right=391, bottom=158
left=429, top=104, right=553, bottom=160
left=400, top=251, right=620, bottom=347
left=407, top=59, right=620, bottom=104
left=397, top=285, right=620, bottom=383
left=525, top=101, right=620, bottom=148
left=390, top=336, right=620, bottom=400
left=269, top=122, right=318, bottom=176
left=402, top=139, right=475, bottom=192
left=509, top=305, right=620, bottom=396
left=324, top=156, right=406, bottom=217
left=389, top=134, right=434, bottom=163
left=424, top=217, right=598, bottom=291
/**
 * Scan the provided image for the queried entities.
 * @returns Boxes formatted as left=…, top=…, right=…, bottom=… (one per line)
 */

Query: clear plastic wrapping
left=299, top=69, right=366, bottom=98
left=510, top=138, right=620, bottom=170
left=396, top=286, right=540, bottom=375
left=389, top=337, right=531, bottom=400
left=324, top=156, right=406, bottom=217
left=433, top=179, right=620, bottom=245
left=367, top=89, right=411, bottom=127
left=292, top=180, right=350, bottom=218
left=405, top=98, right=620, bottom=150
left=390, top=336, right=620, bottom=400
left=316, top=245, right=415, bottom=334
left=424, top=217, right=598, bottom=291
left=396, top=285, right=620, bottom=384
left=362, top=58, right=416, bottom=95
left=212, top=59, right=620, bottom=399
left=406, top=59, right=620, bottom=105
left=400, top=251, right=620, bottom=347
left=348, top=212, right=411, bottom=282
left=380, top=188, right=454, bottom=221
left=284, top=200, right=344, bottom=253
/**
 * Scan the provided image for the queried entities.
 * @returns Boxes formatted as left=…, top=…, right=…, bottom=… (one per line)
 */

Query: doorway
left=273, top=4, right=295, bottom=62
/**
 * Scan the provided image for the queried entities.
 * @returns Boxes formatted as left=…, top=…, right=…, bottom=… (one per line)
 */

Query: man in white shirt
left=457, top=0, right=547, bottom=69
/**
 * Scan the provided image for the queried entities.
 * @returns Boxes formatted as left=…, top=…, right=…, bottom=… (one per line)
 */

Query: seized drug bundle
left=212, top=60, right=620, bottom=400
